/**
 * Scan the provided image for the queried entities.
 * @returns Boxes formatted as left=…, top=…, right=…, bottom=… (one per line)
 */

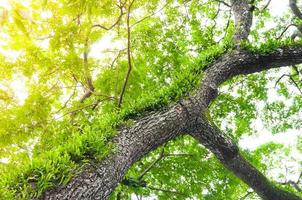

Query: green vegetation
left=0, top=0, right=301, bottom=199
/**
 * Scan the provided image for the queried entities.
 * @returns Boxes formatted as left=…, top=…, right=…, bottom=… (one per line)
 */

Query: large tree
left=1, top=0, right=302, bottom=199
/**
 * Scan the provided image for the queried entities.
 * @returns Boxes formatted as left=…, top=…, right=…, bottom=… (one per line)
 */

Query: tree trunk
left=40, top=0, right=302, bottom=198
left=41, top=46, right=302, bottom=200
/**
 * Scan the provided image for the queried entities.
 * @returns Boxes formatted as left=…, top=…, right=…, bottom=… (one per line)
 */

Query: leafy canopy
left=0, top=0, right=301, bottom=199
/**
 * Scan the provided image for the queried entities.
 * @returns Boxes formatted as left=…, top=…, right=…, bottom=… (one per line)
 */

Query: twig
left=55, top=101, right=102, bottom=120
left=210, top=3, right=221, bottom=31
left=138, top=149, right=165, bottom=180
left=147, top=186, right=188, bottom=196
left=54, top=85, right=77, bottom=114
left=275, top=74, right=289, bottom=87
left=109, top=49, right=126, bottom=68
left=218, top=8, right=232, bottom=43
left=92, top=0, right=126, bottom=31
left=130, top=1, right=170, bottom=28
left=277, top=24, right=297, bottom=39
left=137, top=150, right=193, bottom=180
left=216, top=0, right=231, bottom=7
left=260, top=0, right=271, bottom=12
left=79, top=38, right=95, bottom=103
left=279, top=172, right=302, bottom=192
left=240, top=191, right=253, bottom=200
left=289, top=76, right=302, bottom=95
left=118, top=0, right=135, bottom=107
left=275, top=71, right=302, bottom=95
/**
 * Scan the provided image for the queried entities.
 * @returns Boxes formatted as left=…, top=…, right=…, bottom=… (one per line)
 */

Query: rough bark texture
left=41, top=104, right=198, bottom=199
left=40, top=0, right=302, bottom=199
left=41, top=45, right=302, bottom=200
left=231, top=0, right=253, bottom=44
left=191, top=118, right=302, bottom=200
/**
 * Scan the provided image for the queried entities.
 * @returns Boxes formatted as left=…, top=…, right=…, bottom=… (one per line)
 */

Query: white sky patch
left=41, top=10, right=53, bottom=19
left=239, top=128, right=300, bottom=150
left=11, top=74, right=28, bottom=105
left=0, top=0, right=11, bottom=10
left=269, top=0, right=289, bottom=17
left=0, top=157, right=9, bottom=164
left=90, top=33, right=125, bottom=60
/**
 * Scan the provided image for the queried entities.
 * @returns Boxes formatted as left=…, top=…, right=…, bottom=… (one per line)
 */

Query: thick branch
left=231, top=0, right=253, bottom=44
left=199, top=45, right=302, bottom=106
left=289, top=0, right=302, bottom=37
left=41, top=103, right=193, bottom=199
left=41, top=45, right=302, bottom=199
left=290, top=0, right=302, bottom=20
left=190, top=118, right=302, bottom=200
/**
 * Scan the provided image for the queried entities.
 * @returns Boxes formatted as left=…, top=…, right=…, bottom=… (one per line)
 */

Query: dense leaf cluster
left=0, top=0, right=301, bottom=199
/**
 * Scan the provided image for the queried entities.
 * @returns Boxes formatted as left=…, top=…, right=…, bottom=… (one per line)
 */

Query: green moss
left=4, top=37, right=302, bottom=198
left=241, top=38, right=302, bottom=55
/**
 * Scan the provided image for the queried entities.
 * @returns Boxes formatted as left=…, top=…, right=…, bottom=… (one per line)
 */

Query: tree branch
left=261, top=0, right=272, bottom=12
left=137, top=148, right=165, bottom=180
left=40, top=44, right=302, bottom=200
left=191, top=119, right=302, bottom=200
left=118, top=0, right=135, bottom=107
left=92, top=0, right=126, bottom=31
left=130, top=1, right=170, bottom=28
left=216, top=0, right=231, bottom=7
left=290, top=0, right=302, bottom=20
left=240, top=191, right=253, bottom=200
left=147, top=186, right=188, bottom=197
left=198, top=45, right=302, bottom=106
left=231, top=0, right=253, bottom=45
left=289, top=0, right=302, bottom=38
left=279, top=172, right=302, bottom=192
left=79, top=39, right=95, bottom=103
left=277, top=24, right=297, bottom=39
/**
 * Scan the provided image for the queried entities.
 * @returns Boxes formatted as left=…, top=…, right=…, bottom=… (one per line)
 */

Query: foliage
left=0, top=0, right=301, bottom=199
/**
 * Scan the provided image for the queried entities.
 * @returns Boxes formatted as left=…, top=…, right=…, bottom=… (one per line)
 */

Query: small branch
left=56, top=100, right=103, bottom=120
left=92, top=0, right=126, bottom=31
left=210, top=3, right=221, bottom=31
left=279, top=171, right=302, bottom=192
left=109, top=49, right=126, bottom=68
left=218, top=8, right=232, bottom=43
left=260, top=0, right=271, bottom=12
left=138, top=149, right=165, bottom=180
left=289, top=75, right=302, bottom=95
left=137, top=150, right=193, bottom=181
left=240, top=191, right=253, bottom=200
left=130, top=2, right=170, bottom=28
left=118, top=0, right=135, bottom=108
left=54, top=85, right=77, bottom=114
left=275, top=71, right=302, bottom=95
left=277, top=24, right=297, bottom=39
left=35, top=34, right=54, bottom=40
left=79, top=39, right=95, bottom=103
left=165, top=153, right=193, bottom=157
left=216, top=0, right=231, bottom=7
left=275, top=74, right=289, bottom=87
left=147, top=186, right=188, bottom=196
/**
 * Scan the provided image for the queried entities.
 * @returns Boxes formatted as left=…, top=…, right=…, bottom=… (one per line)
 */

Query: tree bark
left=40, top=0, right=302, bottom=199
left=191, top=118, right=302, bottom=200
left=41, top=45, right=302, bottom=200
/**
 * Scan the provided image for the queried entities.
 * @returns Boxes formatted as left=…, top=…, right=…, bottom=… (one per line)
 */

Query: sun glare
left=10, top=75, right=28, bottom=105
left=0, top=0, right=11, bottom=10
